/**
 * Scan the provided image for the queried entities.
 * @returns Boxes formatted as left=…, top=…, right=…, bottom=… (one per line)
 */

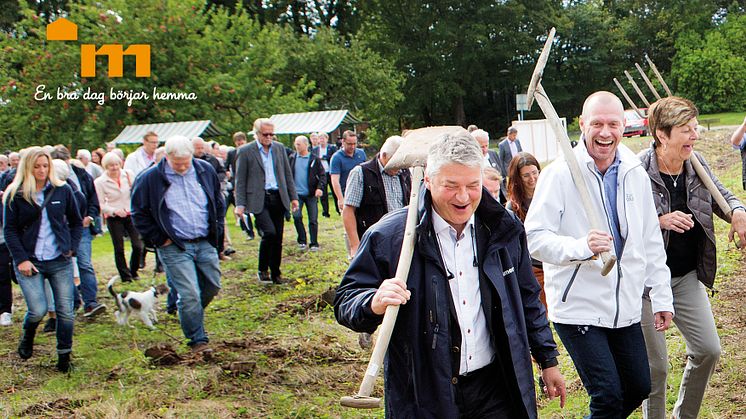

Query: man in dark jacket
left=334, top=132, right=565, bottom=418
left=226, top=132, right=254, bottom=240
left=51, top=145, right=106, bottom=318
left=289, top=135, right=327, bottom=251
left=312, top=132, right=338, bottom=217
left=131, top=135, right=225, bottom=353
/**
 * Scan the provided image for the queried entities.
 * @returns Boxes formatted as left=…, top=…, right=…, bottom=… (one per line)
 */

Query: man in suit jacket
left=234, top=118, right=299, bottom=284
left=498, top=126, right=523, bottom=202
left=474, top=129, right=507, bottom=204
left=498, top=126, right=523, bottom=177
left=312, top=132, right=338, bottom=217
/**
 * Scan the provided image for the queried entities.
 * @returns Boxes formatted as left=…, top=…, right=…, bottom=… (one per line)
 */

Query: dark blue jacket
left=130, top=158, right=225, bottom=251
left=334, top=188, right=558, bottom=418
left=70, top=165, right=102, bottom=235
left=3, top=183, right=83, bottom=265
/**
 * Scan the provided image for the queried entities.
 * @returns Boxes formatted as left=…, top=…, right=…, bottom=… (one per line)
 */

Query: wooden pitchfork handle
left=340, top=165, right=425, bottom=409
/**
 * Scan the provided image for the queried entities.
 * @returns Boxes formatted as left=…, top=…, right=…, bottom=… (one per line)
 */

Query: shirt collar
left=432, top=208, right=475, bottom=240
left=164, top=161, right=195, bottom=177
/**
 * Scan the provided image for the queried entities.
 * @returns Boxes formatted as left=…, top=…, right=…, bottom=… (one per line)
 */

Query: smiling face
left=580, top=93, right=625, bottom=173
left=657, top=118, right=699, bottom=164
left=426, top=163, right=482, bottom=235
left=519, top=164, right=540, bottom=195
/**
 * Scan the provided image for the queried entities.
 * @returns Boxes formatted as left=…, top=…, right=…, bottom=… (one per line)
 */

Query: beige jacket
left=94, top=169, right=135, bottom=217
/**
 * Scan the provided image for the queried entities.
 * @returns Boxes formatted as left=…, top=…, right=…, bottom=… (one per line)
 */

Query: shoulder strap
left=39, top=186, right=57, bottom=211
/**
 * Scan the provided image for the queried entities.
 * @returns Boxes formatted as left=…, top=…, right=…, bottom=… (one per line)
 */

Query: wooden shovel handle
left=340, top=166, right=425, bottom=408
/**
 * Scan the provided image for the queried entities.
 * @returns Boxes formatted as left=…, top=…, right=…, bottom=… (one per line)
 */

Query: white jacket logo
left=503, top=267, right=515, bottom=276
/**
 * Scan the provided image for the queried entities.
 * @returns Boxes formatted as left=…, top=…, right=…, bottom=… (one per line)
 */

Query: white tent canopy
left=269, top=110, right=362, bottom=135
left=112, top=120, right=225, bottom=144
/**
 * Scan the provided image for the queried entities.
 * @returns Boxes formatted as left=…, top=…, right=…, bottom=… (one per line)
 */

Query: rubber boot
left=56, top=352, right=71, bottom=373
left=18, top=321, right=40, bottom=360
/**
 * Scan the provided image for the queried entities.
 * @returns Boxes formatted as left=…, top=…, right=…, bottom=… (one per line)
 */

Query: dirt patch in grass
left=275, top=288, right=336, bottom=315
left=21, top=397, right=98, bottom=418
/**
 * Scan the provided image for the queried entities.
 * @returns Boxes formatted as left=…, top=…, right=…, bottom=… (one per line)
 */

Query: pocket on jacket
left=561, top=264, right=582, bottom=303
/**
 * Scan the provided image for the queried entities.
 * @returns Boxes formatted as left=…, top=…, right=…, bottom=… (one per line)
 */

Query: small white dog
left=107, top=276, right=169, bottom=329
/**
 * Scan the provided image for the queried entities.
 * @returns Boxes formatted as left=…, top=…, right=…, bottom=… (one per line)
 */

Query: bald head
left=581, top=91, right=624, bottom=121
left=580, top=91, right=625, bottom=173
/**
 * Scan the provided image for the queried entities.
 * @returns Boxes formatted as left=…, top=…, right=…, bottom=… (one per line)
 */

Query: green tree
left=672, top=13, right=746, bottom=112
left=0, top=0, right=317, bottom=150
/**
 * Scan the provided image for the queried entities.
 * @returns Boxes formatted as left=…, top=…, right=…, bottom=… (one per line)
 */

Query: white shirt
left=123, top=147, right=156, bottom=176
left=432, top=211, right=494, bottom=375
left=508, top=139, right=518, bottom=157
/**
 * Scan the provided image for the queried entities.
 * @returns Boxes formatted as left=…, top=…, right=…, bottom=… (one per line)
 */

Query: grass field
left=698, top=111, right=746, bottom=127
left=1, top=131, right=745, bottom=417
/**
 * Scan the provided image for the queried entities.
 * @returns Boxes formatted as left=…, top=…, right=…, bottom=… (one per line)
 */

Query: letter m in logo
left=46, top=17, right=151, bottom=78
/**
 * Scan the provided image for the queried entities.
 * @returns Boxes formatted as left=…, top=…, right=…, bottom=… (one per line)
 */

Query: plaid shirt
left=164, top=162, right=209, bottom=240
left=344, top=159, right=405, bottom=212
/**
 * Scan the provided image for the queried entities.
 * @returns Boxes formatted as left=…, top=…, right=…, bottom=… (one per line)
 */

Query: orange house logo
left=46, top=17, right=151, bottom=78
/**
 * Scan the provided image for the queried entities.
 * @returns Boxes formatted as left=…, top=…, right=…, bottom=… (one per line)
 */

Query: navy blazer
left=130, top=159, right=226, bottom=251
left=335, top=188, right=557, bottom=418
left=3, top=183, right=83, bottom=265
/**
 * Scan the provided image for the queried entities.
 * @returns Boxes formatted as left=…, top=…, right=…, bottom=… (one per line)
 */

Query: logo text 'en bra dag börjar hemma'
left=47, top=17, right=150, bottom=78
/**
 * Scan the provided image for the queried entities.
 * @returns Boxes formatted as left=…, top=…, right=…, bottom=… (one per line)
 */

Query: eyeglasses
left=260, top=132, right=275, bottom=137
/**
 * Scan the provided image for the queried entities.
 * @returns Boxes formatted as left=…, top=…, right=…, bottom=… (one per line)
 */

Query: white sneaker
left=0, top=312, right=12, bottom=326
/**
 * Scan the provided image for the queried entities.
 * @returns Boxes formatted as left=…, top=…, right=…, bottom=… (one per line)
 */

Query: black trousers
left=228, top=189, right=254, bottom=235
left=320, top=173, right=340, bottom=216
left=455, top=362, right=523, bottom=418
left=254, top=191, right=285, bottom=278
left=0, top=244, right=14, bottom=315
left=107, top=216, right=144, bottom=281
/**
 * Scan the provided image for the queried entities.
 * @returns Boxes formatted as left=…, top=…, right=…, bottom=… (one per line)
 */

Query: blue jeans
left=16, top=257, right=75, bottom=354
left=157, top=241, right=221, bottom=346
left=73, top=228, right=99, bottom=310
left=293, top=195, right=318, bottom=246
left=554, top=322, right=651, bottom=419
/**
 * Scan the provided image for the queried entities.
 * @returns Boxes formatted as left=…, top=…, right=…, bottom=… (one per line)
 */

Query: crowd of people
left=2, top=94, right=746, bottom=417
left=335, top=92, right=746, bottom=418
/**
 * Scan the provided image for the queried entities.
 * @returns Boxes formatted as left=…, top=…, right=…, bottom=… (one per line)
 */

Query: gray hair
left=507, top=126, right=518, bottom=134
left=252, top=118, right=274, bottom=135
left=164, top=135, right=194, bottom=158
left=294, top=135, right=309, bottom=145
left=379, top=135, right=403, bottom=157
left=52, top=159, right=70, bottom=181
left=426, top=132, right=484, bottom=177
left=471, top=129, right=489, bottom=143
left=101, top=151, right=122, bottom=169
left=77, top=149, right=92, bottom=161
left=0, top=155, right=8, bottom=164
left=192, top=136, right=205, bottom=146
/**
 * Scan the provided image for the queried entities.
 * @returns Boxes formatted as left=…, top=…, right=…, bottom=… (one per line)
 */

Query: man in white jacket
left=524, top=91, right=674, bottom=418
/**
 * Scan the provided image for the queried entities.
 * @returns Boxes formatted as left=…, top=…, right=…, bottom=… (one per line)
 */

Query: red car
left=623, top=109, right=648, bottom=137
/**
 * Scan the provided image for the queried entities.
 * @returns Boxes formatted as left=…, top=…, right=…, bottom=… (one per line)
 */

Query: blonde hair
left=648, top=96, right=699, bottom=147
left=3, top=147, right=64, bottom=205
left=101, top=152, right=123, bottom=169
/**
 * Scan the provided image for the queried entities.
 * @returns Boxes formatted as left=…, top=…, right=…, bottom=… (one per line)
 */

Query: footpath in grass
left=1, top=130, right=746, bottom=417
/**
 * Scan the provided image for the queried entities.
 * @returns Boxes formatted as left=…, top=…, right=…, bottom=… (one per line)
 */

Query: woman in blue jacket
left=2, top=147, right=82, bottom=372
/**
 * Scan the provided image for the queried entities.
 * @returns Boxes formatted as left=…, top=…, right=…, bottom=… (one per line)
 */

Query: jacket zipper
left=431, top=277, right=440, bottom=350
left=561, top=264, right=582, bottom=302
left=588, top=163, right=626, bottom=328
